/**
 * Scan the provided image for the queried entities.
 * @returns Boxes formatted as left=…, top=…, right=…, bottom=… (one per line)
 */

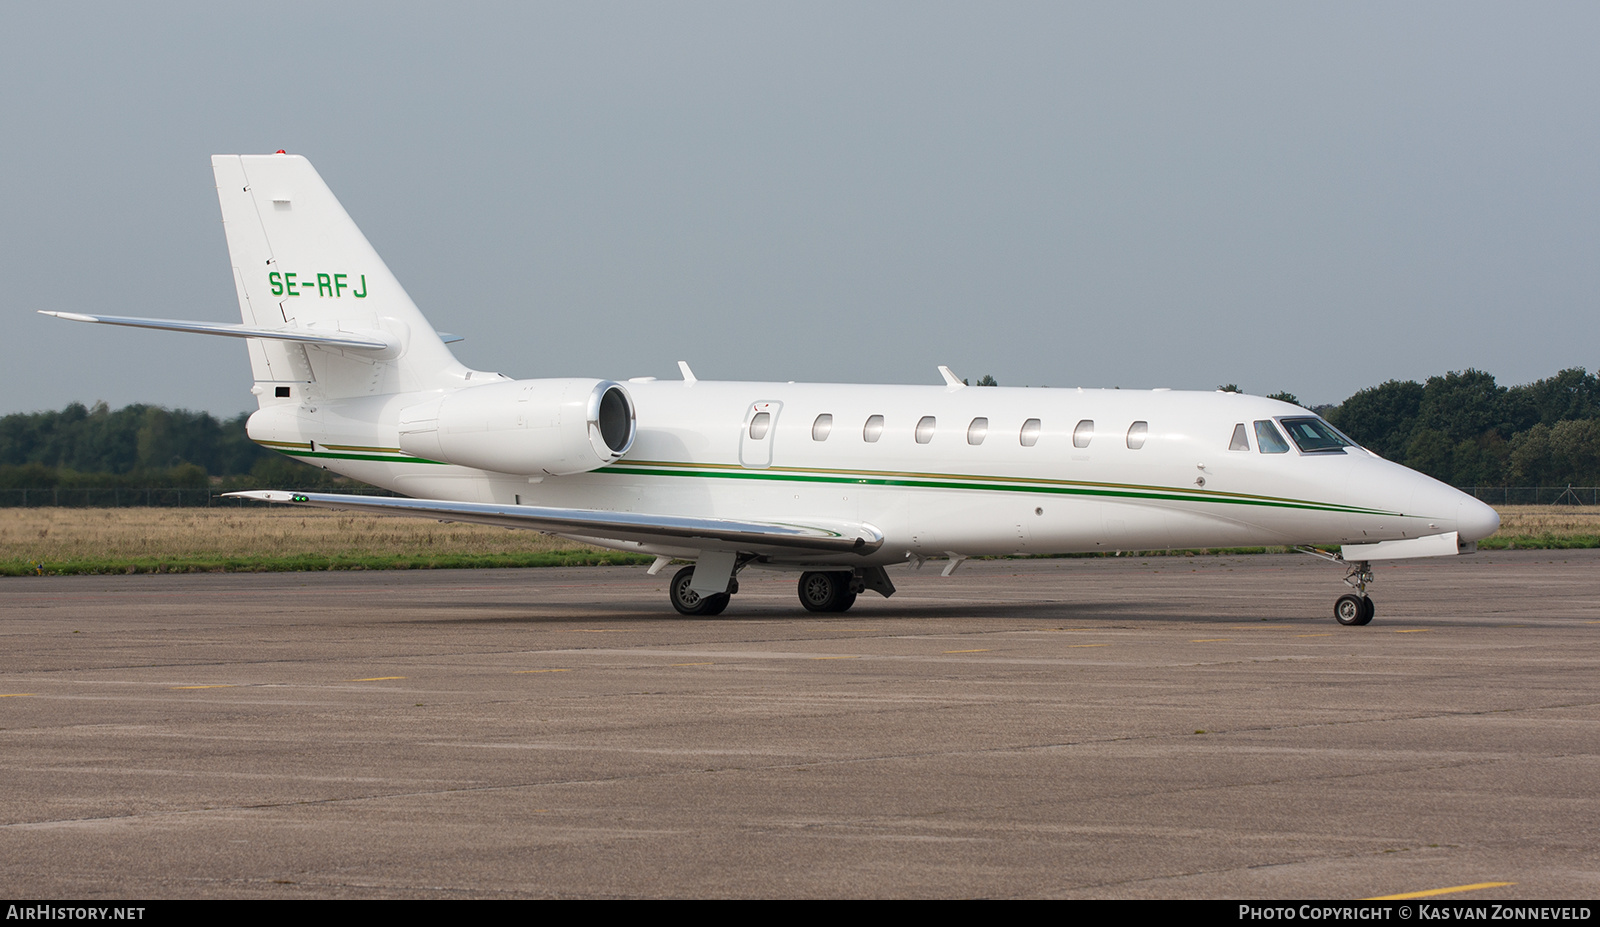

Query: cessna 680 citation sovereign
left=44, top=153, right=1500, bottom=624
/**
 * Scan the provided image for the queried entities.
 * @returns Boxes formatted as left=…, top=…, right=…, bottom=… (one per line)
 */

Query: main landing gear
left=668, top=565, right=733, bottom=616
left=797, top=571, right=858, bottom=613
left=1297, top=548, right=1376, bottom=626
left=663, top=563, right=892, bottom=616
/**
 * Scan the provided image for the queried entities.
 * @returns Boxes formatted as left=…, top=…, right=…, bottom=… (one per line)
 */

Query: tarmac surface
left=1, top=550, right=1597, bottom=899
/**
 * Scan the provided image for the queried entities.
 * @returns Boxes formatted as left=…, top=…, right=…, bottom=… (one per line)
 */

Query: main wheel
left=798, top=571, right=856, bottom=612
left=670, top=565, right=731, bottom=616
left=1334, top=593, right=1372, bottom=626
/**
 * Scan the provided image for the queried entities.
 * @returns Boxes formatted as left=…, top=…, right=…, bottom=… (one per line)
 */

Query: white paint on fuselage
left=254, top=379, right=1497, bottom=567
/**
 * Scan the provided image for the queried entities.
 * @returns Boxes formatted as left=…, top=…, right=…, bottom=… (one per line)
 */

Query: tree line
left=1317, top=368, right=1600, bottom=487
left=3, top=368, right=1598, bottom=490
left=0, top=402, right=342, bottom=490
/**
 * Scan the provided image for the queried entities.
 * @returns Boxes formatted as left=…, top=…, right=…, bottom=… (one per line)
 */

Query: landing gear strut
left=798, top=571, right=857, bottom=613
left=669, top=565, right=731, bottom=616
left=1297, top=548, right=1376, bottom=626
left=1333, top=560, right=1375, bottom=626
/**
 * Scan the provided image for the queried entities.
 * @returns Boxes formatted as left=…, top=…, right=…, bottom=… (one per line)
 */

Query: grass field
left=0, top=507, right=651, bottom=575
left=0, top=504, right=1593, bottom=575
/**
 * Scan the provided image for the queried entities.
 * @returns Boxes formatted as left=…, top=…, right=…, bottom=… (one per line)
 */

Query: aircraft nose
left=1457, top=495, right=1501, bottom=542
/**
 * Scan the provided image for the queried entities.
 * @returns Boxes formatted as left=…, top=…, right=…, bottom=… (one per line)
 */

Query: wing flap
left=224, top=491, right=884, bottom=556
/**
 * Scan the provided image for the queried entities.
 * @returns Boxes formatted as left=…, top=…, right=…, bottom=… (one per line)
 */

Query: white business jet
left=43, top=153, right=1500, bottom=625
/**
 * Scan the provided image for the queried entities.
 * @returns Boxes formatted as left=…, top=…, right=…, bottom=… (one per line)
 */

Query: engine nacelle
left=398, top=378, right=635, bottom=476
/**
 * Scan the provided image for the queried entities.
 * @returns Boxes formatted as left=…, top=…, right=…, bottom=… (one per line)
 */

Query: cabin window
left=1229, top=423, right=1250, bottom=451
left=1073, top=420, right=1094, bottom=448
left=1020, top=418, right=1041, bottom=447
left=915, top=416, right=937, bottom=444
left=275, top=386, right=291, bottom=398
left=749, top=412, right=771, bottom=440
left=967, top=417, right=988, bottom=445
left=863, top=415, right=885, bottom=443
left=1126, top=421, right=1148, bottom=449
left=812, top=414, right=833, bottom=441
left=1254, top=420, right=1290, bottom=454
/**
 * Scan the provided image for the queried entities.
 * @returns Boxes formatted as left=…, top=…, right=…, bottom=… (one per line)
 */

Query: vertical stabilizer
left=212, top=154, right=470, bottom=403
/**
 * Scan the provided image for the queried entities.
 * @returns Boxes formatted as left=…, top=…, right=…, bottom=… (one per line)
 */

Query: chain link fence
left=1454, top=486, right=1598, bottom=505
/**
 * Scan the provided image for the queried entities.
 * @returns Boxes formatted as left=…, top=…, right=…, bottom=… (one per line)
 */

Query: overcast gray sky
left=5, top=2, right=1597, bottom=417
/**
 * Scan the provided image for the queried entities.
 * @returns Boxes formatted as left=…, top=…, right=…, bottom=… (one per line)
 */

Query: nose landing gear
left=1298, top=547, right=1376, bottom=626
left=1334, top=560, right=1375, bottom=625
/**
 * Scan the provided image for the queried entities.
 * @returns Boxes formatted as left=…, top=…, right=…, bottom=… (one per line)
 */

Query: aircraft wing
left=224, top=491, right=884, bottom=556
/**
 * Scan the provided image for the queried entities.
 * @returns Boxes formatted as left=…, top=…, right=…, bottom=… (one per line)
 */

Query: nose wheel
left=1334, top=592, right=1374, bottom=626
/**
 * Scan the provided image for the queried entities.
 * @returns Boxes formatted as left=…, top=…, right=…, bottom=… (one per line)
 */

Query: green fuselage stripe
left=597, top=461, right=1399, bottom=517
left=252, top=440, right=1401, bottom=518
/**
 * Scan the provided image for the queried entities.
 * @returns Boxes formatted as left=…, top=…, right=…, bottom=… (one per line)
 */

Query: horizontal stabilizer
left=225, top=491, right=885, bottom=556
left=40, top=311, right=393, bottom=350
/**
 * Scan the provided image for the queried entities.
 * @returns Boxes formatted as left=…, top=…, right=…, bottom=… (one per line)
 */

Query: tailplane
left=44, top=154, right=481, bottom=406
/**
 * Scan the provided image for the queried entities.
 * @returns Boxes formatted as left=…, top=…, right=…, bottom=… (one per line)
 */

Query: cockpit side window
left=1278, top=417, right=1352, bottom=453
left=1254, top=420, right=1290, bottom=454
left=1229, top=423, right=1250, bottom=451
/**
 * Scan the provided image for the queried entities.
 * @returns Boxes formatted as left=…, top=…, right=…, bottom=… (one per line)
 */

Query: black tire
left=1361, top=596, right=1375, bottom=623
left=670, top=565, right=729, bottom=616
left=798, top=571, right=854, bottom=612
left=1334, top=593, right=1372, bottom=626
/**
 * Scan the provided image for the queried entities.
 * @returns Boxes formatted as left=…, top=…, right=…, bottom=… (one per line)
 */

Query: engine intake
left=398, top=378, right=635, bottom=476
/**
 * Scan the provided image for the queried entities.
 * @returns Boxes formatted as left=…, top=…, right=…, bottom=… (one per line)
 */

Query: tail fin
left=212, top=154, right=472, bottom=403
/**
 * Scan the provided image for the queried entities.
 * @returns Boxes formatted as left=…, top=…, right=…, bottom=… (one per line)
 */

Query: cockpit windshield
left=1278, top=417, right=1354, bottom=454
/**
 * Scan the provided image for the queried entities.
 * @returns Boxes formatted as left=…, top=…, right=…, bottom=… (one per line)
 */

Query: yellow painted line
left=351, top=676, right=406, bottom=682
left=812, top=656, right=860, bottom=660
left=672, top=662, right=715, bottom=666
left=1393, top=629, right=1431, bottom=634
left=1068, top=643, right=1109, bottom=649
left=172, top=685, right=234, bottom=690
left=943, top=649, right=991, bottom=654
left=514, top=669, right=572, bottom=674
left=1367, top=881, right=1514, bottom=900
left=1191, top=638, right=1231, bottom=642
left=1295, top=633, right=1333, bottom=638
left=1, top=693, right=35, bottom=698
